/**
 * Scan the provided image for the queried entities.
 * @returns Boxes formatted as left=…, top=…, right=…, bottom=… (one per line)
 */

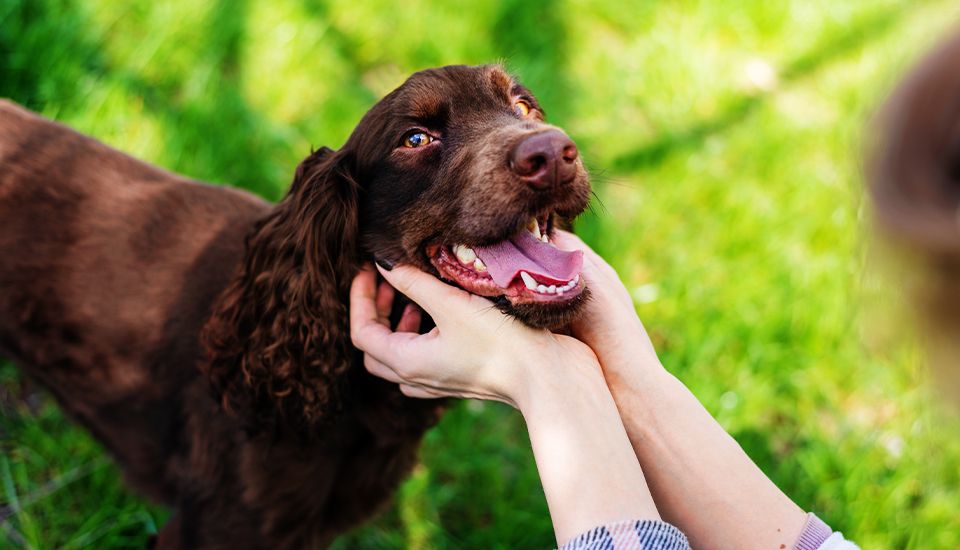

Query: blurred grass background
left=2, top=0, right=960, bottom=548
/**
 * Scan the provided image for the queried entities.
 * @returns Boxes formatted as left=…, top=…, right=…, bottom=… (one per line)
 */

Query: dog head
left=310, top=64, right=592, bottom=329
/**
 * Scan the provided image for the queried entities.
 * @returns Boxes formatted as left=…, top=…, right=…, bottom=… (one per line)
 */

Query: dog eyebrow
left=510, top=84, right=532, bottom=99
left=409, top=95, right=444, bottom=120
left=489, top=67, right=514, bottom=100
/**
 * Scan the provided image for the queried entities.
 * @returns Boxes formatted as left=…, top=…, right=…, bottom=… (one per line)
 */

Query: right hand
left=551, top=231, right=663, bottom=377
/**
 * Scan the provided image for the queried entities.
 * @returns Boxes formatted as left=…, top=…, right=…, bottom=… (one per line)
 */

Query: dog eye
left=513, top=100, right=532, bottom=117
left=403, top=131, right=434, bottom=148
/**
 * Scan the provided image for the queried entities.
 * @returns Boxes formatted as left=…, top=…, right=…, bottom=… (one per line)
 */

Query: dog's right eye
left=402, top=131, right=434, bottom=148
left=513, top=99, right=532, bottom=117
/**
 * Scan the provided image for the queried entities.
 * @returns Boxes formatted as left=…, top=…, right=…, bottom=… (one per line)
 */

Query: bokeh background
left=3, top=0, right=960, bottom=548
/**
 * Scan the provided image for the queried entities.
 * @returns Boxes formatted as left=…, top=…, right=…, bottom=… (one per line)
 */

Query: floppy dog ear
left=201, top=146, right=361, bottom=437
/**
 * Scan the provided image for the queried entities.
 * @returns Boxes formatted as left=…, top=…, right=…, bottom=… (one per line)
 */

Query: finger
left=552, top=230, right=603, bottom=265
left=352, top=267, right=445, bottom=378
left=350, top=265, right=381, bottom=333
left=351, top=302, right=440, bottom=373
left=395, top=303, right=422, bottom=333
left=350, top=264, right=382, bottom=347
left=363, top=354, right=404, bottom=384
left=375, top=264, right=476, bottom=321
left=551, top=229, right=598, bottom=270
left=552, top=230, right=616, bottom=280
left=399, top=384, right=447, bottom=399
left=375, top=280, right=395, bottom=323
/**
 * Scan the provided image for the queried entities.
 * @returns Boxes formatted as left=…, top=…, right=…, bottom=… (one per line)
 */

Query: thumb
left=376, top=263, right=474, bottom=321
left=552, top=230, right=617, bottom=283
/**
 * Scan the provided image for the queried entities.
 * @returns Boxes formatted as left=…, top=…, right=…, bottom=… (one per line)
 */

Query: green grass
left=3, top=0, right=960, bottom=547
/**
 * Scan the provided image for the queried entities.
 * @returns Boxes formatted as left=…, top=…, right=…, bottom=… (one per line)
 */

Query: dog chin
left=492, top=287, right=590, bottom=329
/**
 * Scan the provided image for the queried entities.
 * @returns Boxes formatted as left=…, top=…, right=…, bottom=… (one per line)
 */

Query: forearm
left=520, top=364, right=661, bottom=545
left=608, top=364, right=806, bottom=549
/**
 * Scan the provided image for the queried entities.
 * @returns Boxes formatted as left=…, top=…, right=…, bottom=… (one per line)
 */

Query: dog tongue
left=473, top=231, right=583, bottom=289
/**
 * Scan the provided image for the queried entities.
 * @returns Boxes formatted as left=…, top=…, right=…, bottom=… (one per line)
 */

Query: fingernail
left=375, top=258, right=394, bottom=271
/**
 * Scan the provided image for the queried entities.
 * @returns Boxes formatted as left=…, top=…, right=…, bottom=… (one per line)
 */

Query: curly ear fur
left=200, top=147, right=361, bottom=437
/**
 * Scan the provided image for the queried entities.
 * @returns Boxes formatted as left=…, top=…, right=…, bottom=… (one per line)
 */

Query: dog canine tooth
left=454, top=244, right=477, bottom=264
left=527, top=217, right=540, bottom=237
left=520, top=271, right=538, bottom=290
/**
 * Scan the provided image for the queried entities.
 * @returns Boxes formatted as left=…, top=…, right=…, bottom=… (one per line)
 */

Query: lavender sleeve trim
left=793, top=513, right=834, bottom=550
left=795, top=513, right=860, bottom=550
left=558, top=519, right=690, bottom=550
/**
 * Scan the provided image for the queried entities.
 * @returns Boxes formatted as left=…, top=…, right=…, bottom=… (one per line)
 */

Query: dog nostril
left=511, top=129, right=578, bottom=189
left=512, top=152, right=547, bottom=177
left=525, top=154, right=547, bottom=174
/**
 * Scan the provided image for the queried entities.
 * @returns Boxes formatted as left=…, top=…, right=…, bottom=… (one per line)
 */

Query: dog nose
left=510, top=129, right=579, bottom=190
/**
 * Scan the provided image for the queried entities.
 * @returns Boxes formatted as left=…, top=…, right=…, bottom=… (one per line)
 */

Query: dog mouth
left=427, top=213, right=584, bottom=305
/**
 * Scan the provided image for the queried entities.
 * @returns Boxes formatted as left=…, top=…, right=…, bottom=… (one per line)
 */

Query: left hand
left=351, top=263, right=664, bottom=544
left=349, top=263, right=600, bottom=410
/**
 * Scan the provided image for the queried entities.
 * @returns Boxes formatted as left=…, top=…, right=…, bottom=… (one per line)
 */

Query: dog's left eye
left=514, top=100, right=532, bottom=117
left=403, top=131, right=434, bottom=148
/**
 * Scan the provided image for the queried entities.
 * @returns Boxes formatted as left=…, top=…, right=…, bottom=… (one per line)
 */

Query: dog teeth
left=520, top=271, right=538, bottom=290
left=451, top=244, right=487, bottom=272
left=453, top=244, right=477, bottom=265
left=527, top=217, right=540, bottom=238
left=521, top=273, right=581, bottom=295
left=540, top=234, right=549, bottom=243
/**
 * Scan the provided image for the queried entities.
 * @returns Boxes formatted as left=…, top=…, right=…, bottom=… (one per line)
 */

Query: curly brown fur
left=0, top=64, right=592, bottom=548
left=201, top=147, right=361, bottom=436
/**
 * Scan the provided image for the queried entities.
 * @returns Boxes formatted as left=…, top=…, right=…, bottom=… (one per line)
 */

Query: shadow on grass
left=610, top=2, right=914, bottom=173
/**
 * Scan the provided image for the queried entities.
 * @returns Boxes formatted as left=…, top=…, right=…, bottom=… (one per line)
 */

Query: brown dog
left=0, top=64, right=591, bottom=548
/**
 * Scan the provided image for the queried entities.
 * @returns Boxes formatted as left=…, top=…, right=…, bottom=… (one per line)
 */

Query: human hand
left=551, top=231, right=662, bottom=376
left=349, top=263, right=601, bottom=411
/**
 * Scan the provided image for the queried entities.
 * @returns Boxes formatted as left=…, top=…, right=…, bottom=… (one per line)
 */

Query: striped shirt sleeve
left=557, top=519, right=690, bottom=550
left=557, top=513, right=860, bottom=550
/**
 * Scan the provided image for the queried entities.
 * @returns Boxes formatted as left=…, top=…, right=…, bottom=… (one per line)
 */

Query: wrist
left=515, top=342, right=664, bottom=541
left=515, top=352, right=608, bottom=419
left=602, top=361, right=677, bottom=433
